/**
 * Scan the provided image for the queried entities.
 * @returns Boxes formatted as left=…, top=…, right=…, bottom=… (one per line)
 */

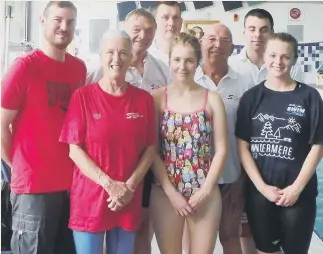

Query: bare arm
left=126, top=145, right=156, bottom=191
left=202, top=92, right=228, bottom=193
left=152, top=154, right=177, bottom=195
left=151, top=89, right=177, bottom=196
left=69, top=144, right=128, bottom=210
left=237, top=139, right=266, bottom=192
left=1, top=108, right=19, bottom=167
left=69, top=144, right=112, bottom=188
left=293, top=144, right=323, bottom=192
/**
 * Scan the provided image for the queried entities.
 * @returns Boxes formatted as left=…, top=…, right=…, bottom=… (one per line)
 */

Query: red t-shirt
left=59, top=83, right=156, bottom=232
left=1, top=49, right=86, bottom=194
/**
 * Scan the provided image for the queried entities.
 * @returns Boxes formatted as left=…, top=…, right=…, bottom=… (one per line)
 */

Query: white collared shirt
left=86, top=52, right=170, bottom=93
left=229, top=47, right=303, bottom=85
left=148, top=39, right=170, bottom=68
left=195, top=65, right=255, bottom=184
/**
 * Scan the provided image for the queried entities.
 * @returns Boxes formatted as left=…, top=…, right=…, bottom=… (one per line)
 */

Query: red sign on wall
left=290, top=8, right=301, bottom=20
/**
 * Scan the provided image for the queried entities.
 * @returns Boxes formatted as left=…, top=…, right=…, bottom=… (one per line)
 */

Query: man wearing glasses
left=194, top=23, right=255, bottom=254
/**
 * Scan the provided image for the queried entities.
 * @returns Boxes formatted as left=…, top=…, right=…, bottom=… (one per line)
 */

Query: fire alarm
left=234, top=14, right=239, bottom=22
left=290, top=8, right=301, bottom=20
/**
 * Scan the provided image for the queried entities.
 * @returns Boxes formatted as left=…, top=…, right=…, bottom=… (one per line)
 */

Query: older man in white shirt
left=194, top=23, right=255, bottom=254
left=86, top=8, right=170, bottom=254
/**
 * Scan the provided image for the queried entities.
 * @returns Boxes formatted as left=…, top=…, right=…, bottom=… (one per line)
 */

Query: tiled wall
left=233, top=41, right=323, bottom=73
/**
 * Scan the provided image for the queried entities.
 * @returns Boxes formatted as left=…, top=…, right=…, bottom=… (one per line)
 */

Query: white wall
left=28, top=1, right=119, bottom=49
left=27, top=1, right=323, bottom=49
left=181, top=1, right=323, bottom=44
left=1, top=1, right=6, bottom=75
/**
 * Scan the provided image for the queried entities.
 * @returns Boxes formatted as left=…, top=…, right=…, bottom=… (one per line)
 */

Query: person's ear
left=230, top=44, right=234, bottom=55
left=179, top=17, right=183, bottom=29
left=40, top=15, right=45, bottom=27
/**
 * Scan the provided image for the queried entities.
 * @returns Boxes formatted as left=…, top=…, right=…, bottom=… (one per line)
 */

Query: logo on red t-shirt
left=126, top=112, right=144, bottom=119
left=46, top=80, right=83, bottom=111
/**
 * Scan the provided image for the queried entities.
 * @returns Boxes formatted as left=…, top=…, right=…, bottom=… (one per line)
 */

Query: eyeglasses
left=208, top=37, right=231, bottom=43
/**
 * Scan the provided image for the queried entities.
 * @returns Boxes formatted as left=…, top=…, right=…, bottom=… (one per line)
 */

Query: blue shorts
left=73, top=227, right=136, bottom=254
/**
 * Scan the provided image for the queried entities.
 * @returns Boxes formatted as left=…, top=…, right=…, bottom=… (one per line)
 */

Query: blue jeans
left=73, top=228, right=136, bottom=254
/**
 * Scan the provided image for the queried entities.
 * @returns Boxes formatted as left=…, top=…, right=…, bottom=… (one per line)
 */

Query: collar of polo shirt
left=195, top=64, right=238, bottom=81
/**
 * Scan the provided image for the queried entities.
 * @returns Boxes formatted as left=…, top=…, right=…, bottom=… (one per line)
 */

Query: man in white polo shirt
left=86, top=8, right=170, bottom=254
left=195, top=23, right=254, bottom=254
left=229, top=8, right=303, bottom=85
left=149, top=1, right=183, bottom=66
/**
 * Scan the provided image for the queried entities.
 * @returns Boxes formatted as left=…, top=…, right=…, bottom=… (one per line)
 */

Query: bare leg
left=182, top=221, right=190, bottom=254
left=186, top=187, right=222, bottom=254
left=241, top=236, right=258, bottom=254
left=149, top=185, right=185, bottom=254
left=133, top=208, right=154, bottom=254
left=219, top=179, right=244, bottom=254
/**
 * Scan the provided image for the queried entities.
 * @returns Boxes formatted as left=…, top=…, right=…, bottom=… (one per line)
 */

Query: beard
left=45, top=32, right=73, bottom=50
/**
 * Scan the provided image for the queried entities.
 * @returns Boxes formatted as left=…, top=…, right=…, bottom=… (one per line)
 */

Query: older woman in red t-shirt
left=59, top=30, right=156, bottom=254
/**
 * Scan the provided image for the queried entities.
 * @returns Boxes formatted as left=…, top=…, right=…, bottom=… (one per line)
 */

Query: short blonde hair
left=169, top=32, right=202, bottom=64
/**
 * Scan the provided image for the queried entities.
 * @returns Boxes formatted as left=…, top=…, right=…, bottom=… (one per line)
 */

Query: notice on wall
left=288, top=7, right=304, bottom=22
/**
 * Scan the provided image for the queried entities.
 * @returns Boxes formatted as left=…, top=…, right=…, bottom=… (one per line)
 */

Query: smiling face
left=100, top=37, right=133, bottom=79
left=125, top=14, right=156, bottom=54
left=41, top=4, right=76, bottom=50
left=244, top=16, right=272, bottom=52
left=155, top=4, right=182, bottom=40
left=170, top=44, right=198, bottom=82
left=264, top=39, right=296, bottom=79
left=201, top=24, right=233, bottom=64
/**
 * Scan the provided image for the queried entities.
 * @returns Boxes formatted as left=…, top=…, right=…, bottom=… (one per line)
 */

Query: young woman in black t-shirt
left=236, top=33, right=323, bottom=254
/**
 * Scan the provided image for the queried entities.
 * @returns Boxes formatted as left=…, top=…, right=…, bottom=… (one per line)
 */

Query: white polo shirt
left=86, top=52, right=170, bottom=93
left=229, top=47, right=303, bottom=85
left=148, top=39, right=170, bottom=68
left=195, top=65, right=255, bottom=184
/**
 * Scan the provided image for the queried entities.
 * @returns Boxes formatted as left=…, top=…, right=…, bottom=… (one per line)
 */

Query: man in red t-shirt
left=1, top=2, right=86, bottom=254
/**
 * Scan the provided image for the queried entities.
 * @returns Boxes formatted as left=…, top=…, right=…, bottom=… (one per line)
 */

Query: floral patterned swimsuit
left=159, top=87, right=213, bottom=197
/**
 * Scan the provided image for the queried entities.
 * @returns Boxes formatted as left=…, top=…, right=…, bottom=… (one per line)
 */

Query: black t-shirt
left=236, top=81, right=323, bottom=197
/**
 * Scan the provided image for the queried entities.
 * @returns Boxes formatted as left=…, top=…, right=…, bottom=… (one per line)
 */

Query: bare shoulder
left=208, top=90, right=224, bottom=105
left=151, top=86, right=166, bottom=108
left=206, top=90, right=225, bottom=118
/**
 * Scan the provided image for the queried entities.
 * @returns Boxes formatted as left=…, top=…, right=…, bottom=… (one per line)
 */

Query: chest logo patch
left=93, top=113, right=101, bottom=119
left=286, top=104, right=306, bottom=117
left=227, top=95, right=241, bottom=101
left=126, top=113, right=144, bottom=119
left=250, top=113, right=302, bottom=160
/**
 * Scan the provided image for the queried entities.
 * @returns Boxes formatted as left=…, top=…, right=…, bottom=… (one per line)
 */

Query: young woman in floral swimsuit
left=149, top=32, right=228, bottom=254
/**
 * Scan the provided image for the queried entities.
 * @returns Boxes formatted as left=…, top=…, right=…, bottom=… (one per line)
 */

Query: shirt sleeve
left=1, top=58, right=28, bottom=110
left=308, top=89, right=323, bottom=145
left=235, top=91, right=253, bottom=142
left=59, top=89, right=86, bottom=145
left=146, top=94, right=157, bottom=147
